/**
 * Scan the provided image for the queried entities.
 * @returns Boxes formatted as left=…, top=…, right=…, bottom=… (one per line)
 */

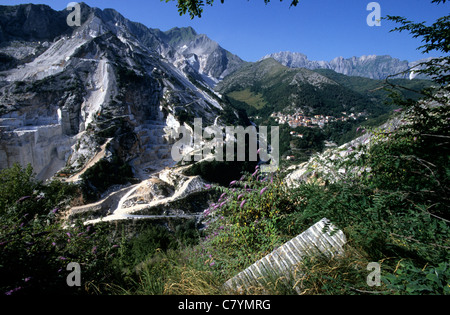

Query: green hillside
left=216, top=58, right=392, bottom=119
left=217, top=58, right=433, bottom=119
left=226, top=89, right=268, bottom=109
left=314, top=69, right=434, bottom=106
left=216, top=58, right=434, bottom=161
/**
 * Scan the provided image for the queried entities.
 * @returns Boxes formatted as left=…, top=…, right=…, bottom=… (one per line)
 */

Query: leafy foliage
left=383, top=260, right=450, bottom=294
left=117, top=220, right=201, bottom=270
left=386, top=0, right=449, bottom=87
left=165, top=0, right=299, bottom=19
left=0, top=163, right=36, bottom=216
left=0, top=164, right=121, bottom=295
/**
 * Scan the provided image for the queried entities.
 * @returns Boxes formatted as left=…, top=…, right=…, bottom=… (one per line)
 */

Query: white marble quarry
left=0, top=123, right=74, bottom=180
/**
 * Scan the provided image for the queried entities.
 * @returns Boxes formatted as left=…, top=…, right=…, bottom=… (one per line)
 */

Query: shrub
left=0, top=163, right=37, bottom=216
left=199, top=168, right=298, bottom=276
left=383, top=260, right=450, bottom=295
left=0, top=164, right=121, bottom=295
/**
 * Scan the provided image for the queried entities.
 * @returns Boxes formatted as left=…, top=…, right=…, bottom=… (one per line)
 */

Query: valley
left=0, top=1, right=435, bottom=231
left=0, top=1, right=447, bottom=297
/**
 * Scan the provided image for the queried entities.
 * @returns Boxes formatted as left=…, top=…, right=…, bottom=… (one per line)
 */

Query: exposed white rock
left=75, top=166, right=210, bottom=225
left=80, top=59, right=117, bottom=130
left=284, top=116, right=405, bottom=187
left=2, top=36, right=86, bottom=82
left=0, top=4, right=230, bottom=185
left=0, top=124, right=74, bottom=180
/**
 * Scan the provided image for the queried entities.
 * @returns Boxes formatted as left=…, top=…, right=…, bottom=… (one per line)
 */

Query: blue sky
left=2, top=0, right=448, bottom=62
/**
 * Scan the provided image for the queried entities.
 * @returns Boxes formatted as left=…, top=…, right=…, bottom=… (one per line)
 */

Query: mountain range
left=216, top=57, right=431, bottom=120
left=261, top=51, right=431, bottom=80
left=0, top=3, right=431, bottom=198
left=0, top=3, right=242, bottom=183
left=216, top=58, right=376, bottom=117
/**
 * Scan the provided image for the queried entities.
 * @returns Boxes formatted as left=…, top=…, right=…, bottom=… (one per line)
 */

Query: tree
left=163, top=0, right=299, bottom=19
left=385, top=0, right=449, bottom=88
left=0, top=163, right=36, bottom=216
left=357, top=0, right=450, bottom=266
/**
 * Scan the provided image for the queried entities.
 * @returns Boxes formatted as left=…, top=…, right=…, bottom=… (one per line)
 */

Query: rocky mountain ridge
left=261, top=51, right=431, bottom=80
left=0, top=3, right=433, bottom=226
left=163, top=26, right=246, bottom=86
left=0, top=3, right=234, bottom=185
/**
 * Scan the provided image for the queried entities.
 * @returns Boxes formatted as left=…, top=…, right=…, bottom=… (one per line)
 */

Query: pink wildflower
left=260, top=187, right=268, bottom=196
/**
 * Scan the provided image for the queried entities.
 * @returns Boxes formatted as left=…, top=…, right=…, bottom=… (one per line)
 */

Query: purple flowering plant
left=200, top=166, right=292, bottom=266
left=0, top=164, right=121, bottom=295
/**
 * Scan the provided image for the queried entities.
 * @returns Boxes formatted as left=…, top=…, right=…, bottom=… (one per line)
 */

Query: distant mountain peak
left=164, top=26, right=198, bottom=47
left=166, top=26, right=197, bottom=35
left=0, top=3, right=72, bottom=42
left=261, top=51, right=425, bottom=80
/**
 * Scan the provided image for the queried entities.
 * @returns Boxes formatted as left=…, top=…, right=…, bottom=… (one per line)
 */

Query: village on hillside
left=270, top=111, right=365, bottom=130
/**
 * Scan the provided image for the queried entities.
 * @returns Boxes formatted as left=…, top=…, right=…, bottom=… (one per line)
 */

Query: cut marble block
left=224, top=218, right=347, bottom=293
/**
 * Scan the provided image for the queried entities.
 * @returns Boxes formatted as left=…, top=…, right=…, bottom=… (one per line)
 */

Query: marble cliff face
left=0, top=4, right=244, bottom=181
